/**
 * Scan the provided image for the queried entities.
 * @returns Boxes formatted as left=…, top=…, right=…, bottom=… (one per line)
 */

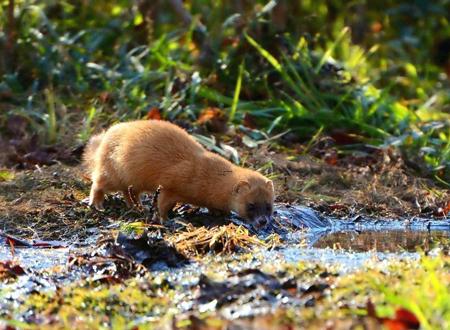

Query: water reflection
left=313, top=230, right=449, bottom=252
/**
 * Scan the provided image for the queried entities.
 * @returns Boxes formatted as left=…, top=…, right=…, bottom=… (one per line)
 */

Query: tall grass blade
left=315, top=27, right=349, bottom=73
left=230, top=61, right=244, bottom=122
left=44, top=88, right=57, bottom=144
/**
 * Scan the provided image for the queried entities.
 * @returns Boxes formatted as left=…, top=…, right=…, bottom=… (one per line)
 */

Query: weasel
left=82, top=120, right=274, bottom=227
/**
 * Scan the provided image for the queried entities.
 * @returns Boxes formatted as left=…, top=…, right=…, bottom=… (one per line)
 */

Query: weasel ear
left=266, top=180, right=274, bottom=192
left=233, top=180, right=251, bottom=195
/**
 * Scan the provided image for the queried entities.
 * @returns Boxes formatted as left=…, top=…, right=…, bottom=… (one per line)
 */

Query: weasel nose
left=255, top=215, right=270, bottom=228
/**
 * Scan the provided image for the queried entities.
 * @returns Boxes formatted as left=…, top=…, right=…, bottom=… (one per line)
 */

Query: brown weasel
left=82, top=120, right=274, bottom=227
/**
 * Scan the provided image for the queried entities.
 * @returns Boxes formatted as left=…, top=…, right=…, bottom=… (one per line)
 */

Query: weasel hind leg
left=89, top=172, right=114, bottom=211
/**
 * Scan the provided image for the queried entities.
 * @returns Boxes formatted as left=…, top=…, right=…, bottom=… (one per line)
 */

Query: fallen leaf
left=330, top=131, right=362, bottom=145
left=197, top=107, right=228, bottom=133
left=366, top=300, right=420, bottom=330
left=0, top=261, right=26, bottom=279
left=0, top=232, right=67, bottom=249
left=0, top=170, right=15, bottom=182
left=243, top=112, right=257, bottom=129
left=146, top=107, right=162, bottom=120
left=324, top=151, right=338, bottom=165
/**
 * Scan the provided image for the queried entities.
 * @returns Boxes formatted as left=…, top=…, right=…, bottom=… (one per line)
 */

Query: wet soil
left=0, top=154, right=449, bottom=328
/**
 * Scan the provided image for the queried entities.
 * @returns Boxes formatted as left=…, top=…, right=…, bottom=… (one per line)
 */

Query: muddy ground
left=1, top=140, right=450, bottom=329
left=1, top=141, right=448, bottom=241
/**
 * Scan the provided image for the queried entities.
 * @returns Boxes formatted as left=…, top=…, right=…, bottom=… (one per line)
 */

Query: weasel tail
left=81, top=132, right=105, bottom=179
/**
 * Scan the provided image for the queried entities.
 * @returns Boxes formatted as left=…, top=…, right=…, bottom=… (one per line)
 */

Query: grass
left=334, top=254, right=450, bottom=330
left=1, top=252, right=448, bottom=329
left=1, top=1, right=449, bottom=183
left=0, top=3, right=449, bottom=329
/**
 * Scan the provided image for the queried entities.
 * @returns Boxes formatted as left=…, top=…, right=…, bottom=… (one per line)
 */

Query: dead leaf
left=1, top=232, right=67, bottom=249
left=366, top=300, right=420, bottom=330
left=0, top=261, right=26, bottom=280
left=324, top=151, right=338, bottom=166
left=197, top=107, right=228, bottom=134
left=146, top=107, right=162, bottom=120
left=330, top=131, right=362, bottom=145
left=243, top=112, right=257, bottom=129
left=371, top=22, right=383, bottom=33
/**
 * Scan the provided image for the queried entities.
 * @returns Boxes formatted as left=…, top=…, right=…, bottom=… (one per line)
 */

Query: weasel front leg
left=123, top=187, right=143, bottom=209
left=157, top=189, right=179, bottom=222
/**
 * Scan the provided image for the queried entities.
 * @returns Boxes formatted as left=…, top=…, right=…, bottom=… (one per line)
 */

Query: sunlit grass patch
left=332, top=254, right=450, bottom=329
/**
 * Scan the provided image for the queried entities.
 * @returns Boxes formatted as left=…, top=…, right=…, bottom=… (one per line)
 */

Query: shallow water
left=1, top=206, right=449, bottom=324
left=277, top=247, right=420, bottom=272
left=0, top=246, right=74, bottom=270
left=1, top=205, right=449, bottom=273
left=312, top=229, right=449, bottom=252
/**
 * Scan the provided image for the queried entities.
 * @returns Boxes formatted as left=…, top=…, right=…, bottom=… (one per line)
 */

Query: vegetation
left=1, top=250, right=449, bottom=329
left=1, top=1, right=450, bottom=328
left=1, top=0, right=449, bottom=181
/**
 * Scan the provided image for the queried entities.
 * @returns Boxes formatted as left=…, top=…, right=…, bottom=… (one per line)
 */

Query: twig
left=146, top=185, right=162, bottom=223
left=127, top=185, right=142, bottom=211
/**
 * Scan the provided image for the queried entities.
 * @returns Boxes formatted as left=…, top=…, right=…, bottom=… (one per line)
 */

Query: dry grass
left=244, top=145, right=449, bottom=218
left=167, top=222, right=266, bottom=257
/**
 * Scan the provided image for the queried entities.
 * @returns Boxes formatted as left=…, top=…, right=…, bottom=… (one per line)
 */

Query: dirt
left=1, top=140, right=448, bottom=241
left=1, top=139, right=449, bottom=329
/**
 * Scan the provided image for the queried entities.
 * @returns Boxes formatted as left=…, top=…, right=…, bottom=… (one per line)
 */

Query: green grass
left=1, top=253, right=449, bottom=329
left=0, top=0, right=449, bottom=181
left=342, top=254, right=450, bottom=330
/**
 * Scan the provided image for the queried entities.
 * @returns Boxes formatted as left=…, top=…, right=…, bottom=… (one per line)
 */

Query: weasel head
left=231, top=175, right=275, bottom=228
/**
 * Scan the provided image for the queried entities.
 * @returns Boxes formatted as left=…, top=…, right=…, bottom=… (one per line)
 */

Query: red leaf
left=324, top=151, right=338, bottom=166
left=330, top=131, right=361, bottom=145
left=383, top=320, right=411, bottom=330
left=243, top=112, right=257, bottom=129
left=197, top=107, right=228, bottom=133
left=0, top=261, right=26, bottom=279
left=146, top=107, right=162, bottom=120
left=366, top=300, right=420, bottom=330
left=441, top=200, right=450, bottom=216
left=1, top=232, right=67, bottom=249
left=393, top=308, right=420, bottom=329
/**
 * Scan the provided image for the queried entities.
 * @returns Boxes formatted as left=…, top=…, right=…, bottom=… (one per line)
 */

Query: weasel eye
left=247, top=203, right=256, bottom=211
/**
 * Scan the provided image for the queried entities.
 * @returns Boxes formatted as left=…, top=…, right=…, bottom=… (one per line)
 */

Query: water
left=0, top=246, right=72, bottom=270
left=0, top=205, right=448, bottom=273
left=312, top=229, right=449, bottom=252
